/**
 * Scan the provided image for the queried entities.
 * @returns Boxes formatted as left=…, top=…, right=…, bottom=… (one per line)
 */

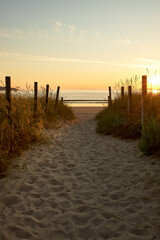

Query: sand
left=0, top=107, right=160, bottom=240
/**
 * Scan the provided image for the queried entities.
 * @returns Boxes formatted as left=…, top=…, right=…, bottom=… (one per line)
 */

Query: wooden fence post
left=34, top=82, right=38, bottom=115
left=121, top=86, right=124, bottom=101
left=141, top=75, right=147, bottom=128
left=109, top=86, right=111, bottom=98
left=5, top=76, right=11, bottom=108
left=5, top=76, right=11, bottom=120
left=108, top=96, right=112, bottom=107
left=128, top=85, right=132, bottom=117
left=45, top=84, right=49, bottom=112
left=61, top=97, right=63, bottom=104
left=109, top=86, right=112, bottom=106
left=55, top=86, right=60, bottom=108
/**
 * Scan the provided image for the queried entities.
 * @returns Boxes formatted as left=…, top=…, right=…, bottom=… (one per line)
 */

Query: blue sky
left=0, top=0, right=160, bottom=89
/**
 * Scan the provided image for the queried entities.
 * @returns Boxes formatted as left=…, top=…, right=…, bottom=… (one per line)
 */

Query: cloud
left=55, top=21, right=62, bottom=32
left=134, top=58, right=160, bottom=69
left=67, top=24, right=76, bottom=42
left=0, top=21, right=98, bottom=45
left=51, top=20, right=77, bottom=42
left=0, top=32, right=13, bottom=38
left=68, top=24, right=76, bottom=33
left=117, top=38, right=134, bottom=48
left=51, top=20, right=100, bottom=44
left=0, top=51, right=157, bottom=69
left=135, top=58, right=160, bottom=64
left=78, top=29, right=85, bottom=43
left=118, top=38, right=131, bottom=45
left=0, top=29, right=24, bottom=39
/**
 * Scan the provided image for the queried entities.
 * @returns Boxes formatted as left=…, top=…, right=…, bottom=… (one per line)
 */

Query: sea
left=2, top=89, right=118, bottom=107
left=59, top=90, right=116, bottom=107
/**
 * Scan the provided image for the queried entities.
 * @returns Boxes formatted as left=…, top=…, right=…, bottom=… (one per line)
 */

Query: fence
left=4, top=77, right=61, bottom=117
left=4, top=75, right=148, bottom=129
left=63, top=87, right=113, bottom=106
left=63, top=99, right=109, bottom=104
left=106, top=75, right=148, bottom=130
left=4, top=77, right=112, bottom=111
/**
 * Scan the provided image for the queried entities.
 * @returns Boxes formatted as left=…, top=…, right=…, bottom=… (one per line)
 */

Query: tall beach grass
left=0, top=89, right=75, bottom=173
left=96, top=76, right=160, bottom=156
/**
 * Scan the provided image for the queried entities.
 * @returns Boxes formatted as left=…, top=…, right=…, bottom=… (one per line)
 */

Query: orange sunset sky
left=0, top=0, right=160, bottom=90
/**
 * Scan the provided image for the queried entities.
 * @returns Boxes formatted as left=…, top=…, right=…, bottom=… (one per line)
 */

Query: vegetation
left=96, top=76, right=160, bottom=155
left=96, top=92, right=142, bottom=139
left=139, top=117, right=160, bottom=155
left=0, top=90, right=75, bottom=173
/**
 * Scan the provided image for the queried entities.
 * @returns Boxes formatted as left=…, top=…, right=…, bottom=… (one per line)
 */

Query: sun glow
left=152, top=89, right=158, bottom=94
left=148, top=75, right=160, bottom=89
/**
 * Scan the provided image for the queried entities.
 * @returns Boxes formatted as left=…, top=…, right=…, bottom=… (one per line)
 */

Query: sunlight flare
left=148, top=74, right=160, bottom=89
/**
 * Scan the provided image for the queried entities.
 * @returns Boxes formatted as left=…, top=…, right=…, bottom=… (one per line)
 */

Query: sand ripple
left=0, top=108, right=160, bottom=239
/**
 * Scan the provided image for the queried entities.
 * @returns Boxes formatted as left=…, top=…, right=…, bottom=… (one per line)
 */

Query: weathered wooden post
left=108, top=96, right=111, bottom=107
left=61, top=97, right=63, bottom=104
left=109, top=86, right=112, bottom=106
left=121, top=86, right=124, bottom=101
left=55, top=86, right=60, bottom=108
left=5, top=76, right=11, bottom=108
left=109, top=86, right=111, bottom=98
left=34, top=82, right=38, bottom=115
left=45, top=84, right=49, bottom=112
left=5, top=76, right=11, bottom=120
left=128, top=85, right=132, bottom=117
left=141, top=75, right=147, bottom=128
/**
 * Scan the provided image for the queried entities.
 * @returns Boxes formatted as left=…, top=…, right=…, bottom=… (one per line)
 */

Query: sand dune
left=0, top=107, right=160, bottom=239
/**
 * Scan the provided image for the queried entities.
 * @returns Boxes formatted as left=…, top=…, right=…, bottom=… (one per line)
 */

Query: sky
left=0, top=0, right=160, bottom=90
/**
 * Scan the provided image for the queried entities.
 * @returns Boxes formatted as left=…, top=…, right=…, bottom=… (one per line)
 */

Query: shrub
left=96, top=108, right=126, bottom=135
left=96, top=92, right=142, bottom=139
left=139, top=117, right=160, bottom=155
left=96, top=79, right=160, bottom=155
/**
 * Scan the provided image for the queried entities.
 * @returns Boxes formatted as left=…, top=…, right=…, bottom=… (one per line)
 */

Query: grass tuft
left=0, top=90, right=75, bottom=173
left=139, top=118, right=160, bottom=155
left=96, top=76, right=160, bottom=155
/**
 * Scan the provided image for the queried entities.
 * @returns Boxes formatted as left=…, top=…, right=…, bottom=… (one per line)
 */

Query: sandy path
left=0, top=107, right=160, bottom=240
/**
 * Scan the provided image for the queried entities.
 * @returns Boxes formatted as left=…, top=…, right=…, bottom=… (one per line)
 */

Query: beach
left=0, top=107, right=160, bottom=239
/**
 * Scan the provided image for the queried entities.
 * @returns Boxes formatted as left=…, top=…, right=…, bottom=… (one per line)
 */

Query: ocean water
left=59, top=90, right=115, bottom=107
left=3, top=89, right=117, bottom=107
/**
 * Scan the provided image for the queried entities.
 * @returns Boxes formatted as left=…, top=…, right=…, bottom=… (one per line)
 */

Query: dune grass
left=96, top=92, right=142, bottom=139
left=96, top=76, right=160, bottom=155
left=0, top=90, right=75, bottom=173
